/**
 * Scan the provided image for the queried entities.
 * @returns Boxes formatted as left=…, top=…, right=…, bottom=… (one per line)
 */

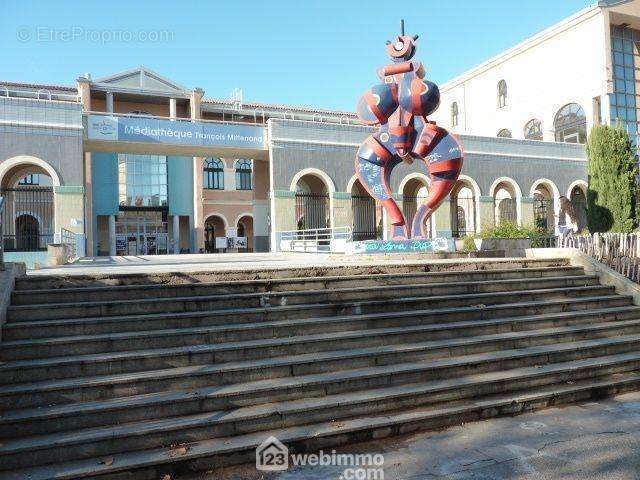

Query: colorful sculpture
left=355, top=21, right=464, bottom=239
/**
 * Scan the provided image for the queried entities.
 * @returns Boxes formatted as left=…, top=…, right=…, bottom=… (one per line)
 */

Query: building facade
left=5, top=1, right=636, bottom=262
left=431, top=0, right=640, bottom=147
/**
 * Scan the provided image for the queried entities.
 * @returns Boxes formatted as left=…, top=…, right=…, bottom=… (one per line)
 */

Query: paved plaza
left=28, top=252, right=516, bottom=276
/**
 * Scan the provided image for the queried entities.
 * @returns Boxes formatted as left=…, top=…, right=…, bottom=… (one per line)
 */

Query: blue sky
left=1, top=0, right=592, bottom=111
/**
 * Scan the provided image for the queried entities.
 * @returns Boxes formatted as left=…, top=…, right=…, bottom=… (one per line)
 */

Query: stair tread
left=2, top=307, right=639, bottom=369
left=2, top=332, right=639, bottom=398
left=11, top=259, right=572, bottom=290
left=5, top=284, right=624, bottom=351
left=7, top=275, right=597, bottom=311
left=12, top=265, right=583, bottom=296
left=3, top=370, right=638, bottom=479
left=3, top=345, right=640, bottom=426
left=2, top=350, right=639, bottom=453
left=3, top=293, right=626, bottom=332
left=4, top=285, right=619, bottom=330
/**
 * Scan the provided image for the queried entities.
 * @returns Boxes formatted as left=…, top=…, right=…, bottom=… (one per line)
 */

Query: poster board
left=215, top=237, right=227, bottom=249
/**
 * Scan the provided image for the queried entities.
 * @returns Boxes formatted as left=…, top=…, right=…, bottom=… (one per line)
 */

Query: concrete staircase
left=2, top=258, right=640, bottom=479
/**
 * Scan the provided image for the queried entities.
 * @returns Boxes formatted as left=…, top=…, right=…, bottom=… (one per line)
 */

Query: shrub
left=480, top=221, right=541, bottom=239
left=461, top=235, right=477, bottom=252
left=586, top=124, right=638, bottom=232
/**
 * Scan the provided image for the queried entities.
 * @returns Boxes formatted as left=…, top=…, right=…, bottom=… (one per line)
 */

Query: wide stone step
left=2, top=333, right=639, bottom=412
left=5, top=370, right=636, bottom=480
left=2, top=305, right=639, bottom=375
left=3, top=294, right=631, bottom=341
left=1, top=352, right=639, bottom=472
left=8, top=368, right=637, bottom=480
left=0, top=288, right=625, bottom=361
left=3, top=319, right=640, bottom=437
left=11, top=266, right=585, bottom=305
left=5, top=279, right=611, bottom=323
left=13, top=258, right=571, bottom=291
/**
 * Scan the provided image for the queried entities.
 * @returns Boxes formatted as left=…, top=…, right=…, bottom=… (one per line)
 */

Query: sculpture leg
left=355, top=136, right=408, bottom=239
left=411, top=123, right=464, bottom=239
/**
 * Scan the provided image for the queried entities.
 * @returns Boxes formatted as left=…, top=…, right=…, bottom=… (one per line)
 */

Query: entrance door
left=115, top=210, right=168, bottom=256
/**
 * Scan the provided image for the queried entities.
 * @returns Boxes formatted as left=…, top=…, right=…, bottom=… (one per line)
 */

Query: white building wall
left=431, top=6, right=609, bottom=142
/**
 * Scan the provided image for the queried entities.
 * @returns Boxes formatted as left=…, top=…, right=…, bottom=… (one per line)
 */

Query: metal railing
left=279, top=226, right=352, bottom=253
left=559, top=232, right=640, bottom=282
left=0, top=85, right=80, bottom=103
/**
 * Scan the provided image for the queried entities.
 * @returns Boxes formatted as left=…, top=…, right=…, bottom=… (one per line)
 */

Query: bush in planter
left=461, top=235, right=477, bottom=252
left=479, top=222, right=550, bottom=249
left=480, top=221, right=541, bottom=239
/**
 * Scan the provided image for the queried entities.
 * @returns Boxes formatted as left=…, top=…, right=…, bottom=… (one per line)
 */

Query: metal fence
left=351, top=195, right=377, bottom=241
left=451, top=196, right=475, bottom=237
left=0, top=187, right=54, bottom=251
left=495, top=198, right=517, bottom=225
left=534, top=198, right=553, bottom=233
left=295, top=193, right=329, bottom=230
left=279, top=226, right=352, bottom=253
left=559, top=232, right=640, bottom=282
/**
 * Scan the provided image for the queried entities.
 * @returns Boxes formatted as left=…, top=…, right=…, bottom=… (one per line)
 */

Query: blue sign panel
left=87, top=115, right=266, bottom=150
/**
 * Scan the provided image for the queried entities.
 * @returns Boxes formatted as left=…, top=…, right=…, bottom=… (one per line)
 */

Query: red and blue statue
left=356, top=21, right=464, bottom=240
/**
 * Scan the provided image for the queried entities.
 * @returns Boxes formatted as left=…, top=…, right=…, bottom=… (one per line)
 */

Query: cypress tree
left=586, top=124, right=638, bottom=232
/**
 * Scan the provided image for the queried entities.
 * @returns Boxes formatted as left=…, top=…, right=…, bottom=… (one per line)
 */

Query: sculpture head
left=386, top=20, right=419, bottom=62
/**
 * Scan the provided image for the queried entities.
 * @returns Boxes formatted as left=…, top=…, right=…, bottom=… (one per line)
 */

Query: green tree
left=586, top=124, right=638, bottom=232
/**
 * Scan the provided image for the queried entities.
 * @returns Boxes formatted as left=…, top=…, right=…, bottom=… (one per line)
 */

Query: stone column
left=520, top=197, right=535, bottom=228
left=172, top=215, right=180, bottom=254
left=332, top=192, right=352, bottom=231
left=432, top=197, right=452, bottom=237
left=190, top=88, right=205, bottom=252
left=108, top=215, right=116, bottom=257
left=169, top=98, right=177, bottom=119
left=479, top=196, right=495, bottom=231
left=273, top=191, right=297, bottom=252
left=77, top=77, right=93, bottom=255
left=252, top=159, right=270, bottom=252
left=106, top=92, right=114, bottom=113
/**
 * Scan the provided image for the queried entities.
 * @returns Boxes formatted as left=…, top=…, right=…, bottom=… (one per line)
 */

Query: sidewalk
left=194, top=390, right=640, bottom=480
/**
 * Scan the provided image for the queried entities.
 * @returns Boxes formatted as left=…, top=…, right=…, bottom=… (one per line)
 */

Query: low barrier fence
left=60, top=228, right=77, bottom=260
left=279, top=226, right=352, bottom=253
left=559, top=232, right=640, bottom=282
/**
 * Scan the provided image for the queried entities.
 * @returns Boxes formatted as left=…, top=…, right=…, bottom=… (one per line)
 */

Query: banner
left=87, top=115, right=266, bottom=149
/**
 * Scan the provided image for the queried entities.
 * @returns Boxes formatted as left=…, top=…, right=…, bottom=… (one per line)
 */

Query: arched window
left=451, top=102, right=459, bottom=126
left=554, top=103, right=587, bottom=144
left=203, top=158, right=224, bottom=190
left=497, top=80, right=507, bottom=108
left=237, top=222, right=245, bottom=238
left=523, top=119, right=543, bottom=141
left=497, top=129, right=512, bottom=138
left=235, top=159, right=252, bottom=190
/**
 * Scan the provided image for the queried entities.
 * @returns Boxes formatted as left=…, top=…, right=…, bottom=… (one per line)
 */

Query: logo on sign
left=89, top=117, right=117, bottom=140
